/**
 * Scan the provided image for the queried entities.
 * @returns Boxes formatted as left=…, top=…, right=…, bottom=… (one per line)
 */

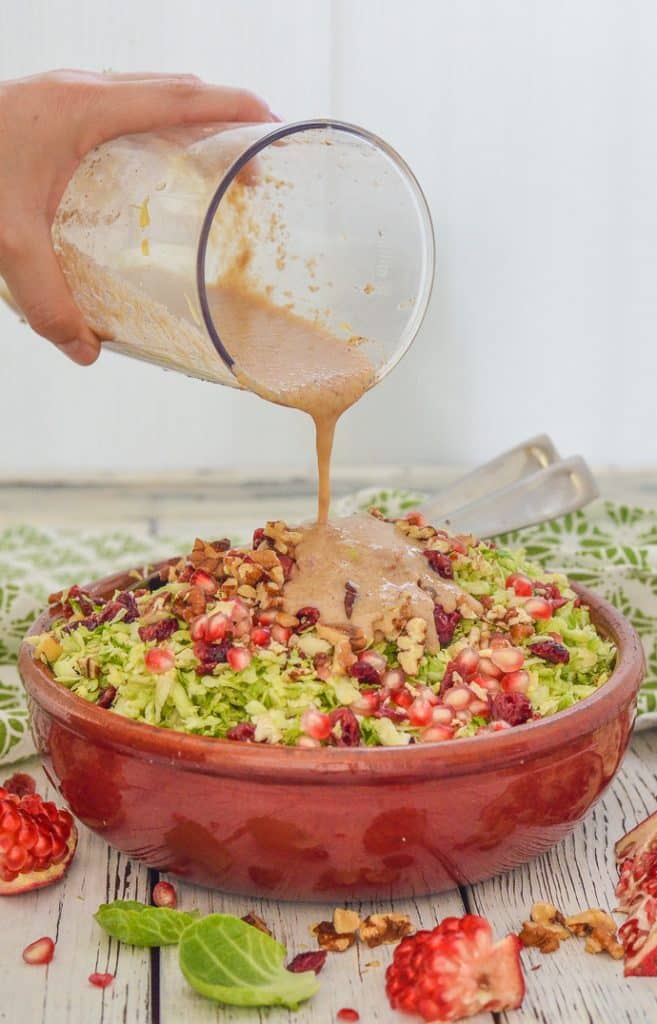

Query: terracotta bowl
left=19, top=569, right=644, bottom=901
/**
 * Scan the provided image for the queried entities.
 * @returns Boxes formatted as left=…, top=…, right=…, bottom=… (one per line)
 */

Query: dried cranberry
left=138, top=618, right=179, bottom=643
left=529, top=640, right=570, bottom=664
left=374, top=704, right=408, bottom=723
left=533, top=581, right=570, bottom=610
left=97, top=686, right=117, bottom=709
left=278, top=554, right=294, bottom=580
left=297, top=606, right=320, bottom=630
left=194, top=640, right=229, bottom=674
left=349, top=661, right=382, bottom=687
left=287, top=950, right=327, bottom=974
left=433, top=604, right=461, bottom=647
left=328, top=707, right=361, bottom=747
left=252, top=527, right=265, bottom=548
left=490, top=692, right=532, bottom=726
left=344, top=581, right=358, bottom=619
left=226, top=722, right=256, bottom=742
left=424, top=549, right=454, bottom=579
left=116, top=591, right=139, bottom=622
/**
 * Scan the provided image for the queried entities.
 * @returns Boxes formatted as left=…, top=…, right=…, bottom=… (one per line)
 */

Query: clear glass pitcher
left=17, top=120, right=436, bottom=392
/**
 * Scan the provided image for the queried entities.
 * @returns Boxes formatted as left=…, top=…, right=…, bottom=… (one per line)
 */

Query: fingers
left=91, top=78, right=275, bottom=144
left=0, top=219, right=100, bottom=365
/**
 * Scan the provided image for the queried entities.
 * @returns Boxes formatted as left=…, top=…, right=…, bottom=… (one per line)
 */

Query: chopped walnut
left=510, top=622, right=534, bottom=644
left=531, top=902, right=570, bottom=938
left=241, top=912, right=272, bottom=936
left=518, top=921, right=561, bottom=954
left=190, top=538, right=225, bottom=574
left=333, top=908, right=361, bottom=934
left=565, top=909, right=623, bottom=959
left=312, top=920, right=356, bottom=953
left=78, top=656, right=100, bottom=679
left=358, top=913, right=414, bottom=948
left=263, top=520, right=303, bottom=555
left=397, top=617, right=427, bottom=676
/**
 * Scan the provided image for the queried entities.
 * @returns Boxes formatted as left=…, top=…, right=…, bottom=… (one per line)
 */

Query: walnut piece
left=241, top=912, right=272, bottom=936
left=359, top=913, right=414, bottom=948
left=518, top=921, right=561, bottom=954
left=333, top=908, right=361, bottom=934
left=565, top=909, right=623, bottom=959
left=312, top=920, right=356, bottom=953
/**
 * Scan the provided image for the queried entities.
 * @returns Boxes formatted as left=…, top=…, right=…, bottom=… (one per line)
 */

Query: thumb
left=0, top=219, right=100, bottom=364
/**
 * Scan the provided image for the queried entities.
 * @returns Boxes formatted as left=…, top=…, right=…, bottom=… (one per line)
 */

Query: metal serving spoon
left=418, top=435, right=598, bottom=538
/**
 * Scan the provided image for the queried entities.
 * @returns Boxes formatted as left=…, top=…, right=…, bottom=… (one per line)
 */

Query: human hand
left=0, top=70, right=274, bottom=365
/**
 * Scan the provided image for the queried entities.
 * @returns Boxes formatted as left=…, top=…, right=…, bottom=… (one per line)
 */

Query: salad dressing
left=283, top=514, right=477, bottom=651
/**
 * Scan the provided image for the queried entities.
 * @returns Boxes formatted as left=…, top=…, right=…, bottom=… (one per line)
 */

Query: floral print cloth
left=2, top=498, right=656, bottom=766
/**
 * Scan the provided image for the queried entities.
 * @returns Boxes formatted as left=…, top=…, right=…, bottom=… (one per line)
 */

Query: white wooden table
left=2, top=469, right=657, bottom=1024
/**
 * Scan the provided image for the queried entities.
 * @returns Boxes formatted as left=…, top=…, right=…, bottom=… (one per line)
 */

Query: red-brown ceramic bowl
left=19, top=569, right=644, bottom=901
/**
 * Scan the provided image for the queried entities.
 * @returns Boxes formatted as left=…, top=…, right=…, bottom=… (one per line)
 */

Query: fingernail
left=269, top=111, right=284, bottom=123
left=58, top=339, right=100, bottom=366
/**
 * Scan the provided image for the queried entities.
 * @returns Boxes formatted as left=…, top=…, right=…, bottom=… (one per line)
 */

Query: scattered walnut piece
left=518, top=921, right=562, bottom=954
left=531, top=902, right=570, bottom=939
left=333, top=908, right=361, bottom=934
left=565, top=909, right=623, bottom=959
left=359, top=913, right=414, bottom=948
left=312, top=920, right=356, bottom=953
left=241, top=912, right=272, bottom=936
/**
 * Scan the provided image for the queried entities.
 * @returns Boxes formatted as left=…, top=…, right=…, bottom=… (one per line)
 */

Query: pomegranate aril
left=206, top=612, right=229, bottom=641
left=256, top=609, right=277, bottom=626
left=490, top=692, right=533, bottom=726
left=3, top=773, right=36, bottom=797
left=490, top=647, right=525, bottom=673
left=226, top=646, right=252, bottom=672
left=471, top=673, right=501, bottom=693
left=271, top=624, right=292, bottom=645
left=382, top=668, right=406, bottom=691
left=408, top=699, right=434, bottom=727
left=301, top=709, right=332, bottom=741
left=351, top=690, right=380, bottom=716
left=392, top=688, right=414, bottom=709
left=145, top=647, right=175, bottom=674
left=296, top=735, right=320, bottom=748
left=5, top=844, right=28, bottom=871
left=358, top=650, right=388, bottom=675
left=22, top=936, right=55, bottom=965
left=296, top=606, right=320, bottom=629
left=336, top=1010, right=360, bottom=1022
left=479, top=657, right=502, bottom=679
left=89, top=973, right=114, bottom=988
left=405, top=511, right=426, bottom=526
left=469, top=698, right=490, bottom=716
left=524, top=597, right=552, bottom=620
left=502, top=670, right=530, bottom=694
left=455, top=647, right=479, bottom=676
left=443, top=686, right=473, bottom=710
left=190, top=615, right=208, bottom=641
left=250, top=626, right=271, bottom=647
left=421, top=724, right=455, bottom=742
left=431, top=704, right=454, bottom=725
left=505, top=572, right=533, bottom=597
left=152, top=880, right=177, bottom=908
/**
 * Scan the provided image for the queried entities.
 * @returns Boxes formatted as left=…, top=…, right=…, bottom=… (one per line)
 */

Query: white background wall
left=1, top=0, right=656, bottom=475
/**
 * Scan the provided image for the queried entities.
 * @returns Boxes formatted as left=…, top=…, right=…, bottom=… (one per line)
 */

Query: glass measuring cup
left=44, top=120, right=435, bottom=392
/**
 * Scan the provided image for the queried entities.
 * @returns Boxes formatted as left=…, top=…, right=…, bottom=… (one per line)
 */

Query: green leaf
left=178, top=914, right=319, bottom=1009
left=94, top=900, right=198, bottom=946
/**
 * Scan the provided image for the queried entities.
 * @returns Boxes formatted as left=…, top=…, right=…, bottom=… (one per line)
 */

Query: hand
left=0, top=70, right=275, bottom=365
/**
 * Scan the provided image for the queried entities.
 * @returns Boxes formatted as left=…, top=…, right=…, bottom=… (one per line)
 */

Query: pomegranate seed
left=505, top=572, right=533, bottom=597
left=471, top=672, right=501, bottom=693
left=271, top=624, right=292, bottom=645
left=490, top=647, right=525, bottom=673
left=431, top=704, right=454, bottom=725
left=479, top=657, right=502, bottom=679
left=252, top=527, right=265, bottom=547
left=408, top=699, right=434, bottom=727
left=206, top=612, right=229, bottom=641
left=152, top=880, right=177, bottom=908
left=421, top=724, right=455, bottom=742
left=443, top=686, right=473, bottom=710
left=301, top=709, right=332, bottom=741
left=296, top=735, right=321, bottom=748
left=337, top=1010, right=360, bottom=1022
left=358, top=650, right=388, bottom=675
left=227, top=647, right=252, bottom=672
left=502, top=670, right=530, bottom=694
left=417, top=685, right=439, bottom=706
left=382, top=669, right=406, bottom=691
left=190, top=569, right=218, bottom=595
left=144, top=647, right=174, bottom=674
left=489, top=634, right=512, bottom=649
left=351, top=690, right=380, bottom=716
left=250, top=626, right=271, bottom=647
left=190, top=615, right=208, bottom=641
left=524, top=597, right=552, bottom=620
left=391, top=688, right=414, bottom=709
left=455, top=647, right=479, bottom=677
left=469, top=698, right=490, bottom=716
left=89, top=973, right=114, bottom=988
left=256, top=609, right=277, bottom=626
left=22, top=936, right=54, bottom=965
left=405, top=511, right=426, bottom=526
left=483, top=720, right=512, bottom=733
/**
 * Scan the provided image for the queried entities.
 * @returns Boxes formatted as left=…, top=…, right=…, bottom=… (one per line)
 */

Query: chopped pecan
left=241, top=912, right=272, bottom=936
left=190, top=538, right=225, bottom=574
left=312, top=920, right=356, bottom=953
left=358, top=913, right=414, bottom=948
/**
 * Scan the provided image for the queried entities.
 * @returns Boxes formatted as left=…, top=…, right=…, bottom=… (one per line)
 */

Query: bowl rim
left=18, top=565, right=644, bottom=783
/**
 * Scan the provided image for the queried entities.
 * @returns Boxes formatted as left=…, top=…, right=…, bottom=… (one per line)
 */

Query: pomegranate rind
left=615, top=810, right=657, bottom=864
left=0, top=826, right=77, bottom=896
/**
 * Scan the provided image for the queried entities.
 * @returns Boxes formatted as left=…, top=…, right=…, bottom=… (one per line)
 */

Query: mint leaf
left=94, top=900, right=198, bottom=946
left=179, top=914, right=319, bottom=1008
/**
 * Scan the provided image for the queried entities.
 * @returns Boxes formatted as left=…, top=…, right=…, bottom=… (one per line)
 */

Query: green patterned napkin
left=2, top=499, right=656, bottom=768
